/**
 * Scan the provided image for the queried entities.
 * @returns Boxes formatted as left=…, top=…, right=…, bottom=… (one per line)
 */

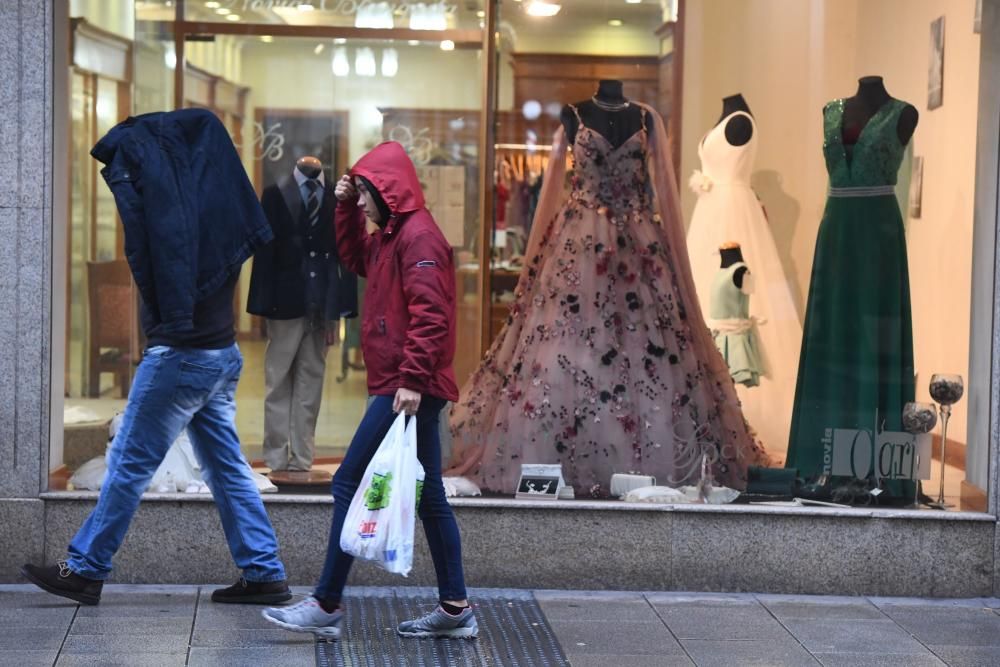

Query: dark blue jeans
left=315, top=395, right=468, bottom=603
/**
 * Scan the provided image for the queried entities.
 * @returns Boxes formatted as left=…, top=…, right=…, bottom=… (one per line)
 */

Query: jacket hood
left=349, top=141, right=425, bottom=215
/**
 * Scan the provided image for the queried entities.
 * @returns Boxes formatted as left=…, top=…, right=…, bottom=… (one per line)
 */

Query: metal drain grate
left=315, top=588, right=569, bottom=667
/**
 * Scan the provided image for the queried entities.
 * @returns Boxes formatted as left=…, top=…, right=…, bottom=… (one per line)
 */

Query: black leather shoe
left=21, top=561, right=103, bottom=606
left=211, top=577, right=292, bottom=604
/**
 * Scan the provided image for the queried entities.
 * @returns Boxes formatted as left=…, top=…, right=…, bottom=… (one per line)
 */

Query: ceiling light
left=526, top=1, right=561, bottom=17
left=440, top=39, right=455, bottom=51
left=410, top=2, right=447, bottom=30
left=205, top=1, right=221, bottom=7
left=608, top=18, right=623, bottom=26
left=260, top=35, right=274, bottom=43
left=332, top=47, right=350, bottom=76
left=476, top=10, right=485, bottom=17
left=381, top=48, right=398, bottom=77
left=297, top=2, right=315, bottom=10
left=356, top=2, right=394, bottom=28
left=226, top=14, right=240, bottom=21
left=408, top=39, right=420, bottom=45
left=334, top=37, right=347, bottom=44
left=356, top=47, right=377, bottom=76
left=215, top=7, right=230, bottom=14
left=314, top=43, right=325, bottom=54
left=626, top=0, right=641, bottom=3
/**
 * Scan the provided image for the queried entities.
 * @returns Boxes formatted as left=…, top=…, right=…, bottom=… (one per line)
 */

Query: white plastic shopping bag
left=340, top=412, right=425, bottom=576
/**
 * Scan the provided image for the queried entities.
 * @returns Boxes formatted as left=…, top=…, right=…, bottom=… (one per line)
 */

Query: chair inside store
left=86, top=260, right=140, bottom=398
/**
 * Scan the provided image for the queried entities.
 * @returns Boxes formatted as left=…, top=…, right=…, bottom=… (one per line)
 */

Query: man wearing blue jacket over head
left=21, top=109, right=291, bottom=606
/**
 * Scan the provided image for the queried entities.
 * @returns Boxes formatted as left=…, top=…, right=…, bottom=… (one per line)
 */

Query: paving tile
left=75, top=590, right=198, bottom=618
left=814, top=653, right=945, bottom=667
left=60, top=634, right=190, bottom=654
left=568, top=654, right=695, bottom=667
left=0, top=650, right=60, bottom=667
left=187, top=646, right=316, bottom=667
left=645, top=592, right=757, bottom=604
left=538, top=595, right=661, bottom=623
left=69, top=616, right=193, bottom=635
left=190, top=628, right=313, bottom=648
left=680, top=639, right=819, bottom=667
left=926, top=644, right=1000, bottom=666
left=194, top=603, right=277, bottom=630
left=0, top=605, right=77, bottom=627
left=534, top=589, right=647, bottom=602
left=56, top=653, right=188, bottom=667
left=781, top=619, right=929, bottom=655
left=879, top=606, right=1000, bottom=647
left=652, top=600, right=792, bottom=641
left=757, top=595, right=886, bottom=621
left=0, top=626, right=68, bottom=650
left=871, top=597, right=1000, bottom=609
left=548, top=620, right=685, bottom=656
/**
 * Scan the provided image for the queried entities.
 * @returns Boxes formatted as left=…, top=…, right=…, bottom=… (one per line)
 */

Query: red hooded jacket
left=335, top=142, right=459, bottom=402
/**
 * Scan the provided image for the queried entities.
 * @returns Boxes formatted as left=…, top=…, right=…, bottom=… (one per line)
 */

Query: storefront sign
left=220, top=0, right=458, bottom=16
left=823, top=426, right=932, bottom=481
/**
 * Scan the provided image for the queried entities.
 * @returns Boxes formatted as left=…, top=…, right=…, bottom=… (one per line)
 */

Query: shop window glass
left=448, top=0, right=986, bottom=509
left=56, top=1, right=485, bottom=494
left=54, top=0, right=988, bottom=514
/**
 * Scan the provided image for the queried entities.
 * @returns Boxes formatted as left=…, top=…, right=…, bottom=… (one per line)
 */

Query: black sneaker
left=211, top=577, right=292, bottom=605
left=21, top=560, right=103, bottom=606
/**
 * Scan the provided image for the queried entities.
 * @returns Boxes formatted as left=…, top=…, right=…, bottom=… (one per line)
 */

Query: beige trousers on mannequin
left=263, top=317, right=328, bottom=471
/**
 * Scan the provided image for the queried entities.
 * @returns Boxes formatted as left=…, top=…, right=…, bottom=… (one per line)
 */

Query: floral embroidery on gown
left=449, top=104, right=768, bottom=497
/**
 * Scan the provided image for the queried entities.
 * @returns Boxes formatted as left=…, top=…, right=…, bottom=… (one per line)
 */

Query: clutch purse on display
left=610, top=474, right=657, bottom=498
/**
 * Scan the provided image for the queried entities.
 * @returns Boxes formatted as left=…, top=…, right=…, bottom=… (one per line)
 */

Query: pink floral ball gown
left=449, top=104, right=768, bottom=497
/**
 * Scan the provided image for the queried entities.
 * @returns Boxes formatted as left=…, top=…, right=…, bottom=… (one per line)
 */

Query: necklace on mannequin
left=591, top=95, right=630, bottom=112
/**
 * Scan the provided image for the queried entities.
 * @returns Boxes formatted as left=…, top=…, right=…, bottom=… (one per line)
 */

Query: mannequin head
left=719, top=242, right=744, bottom=267
left=296, top=155, right=323, bottom=179
left=855, top=76, right=891, bottom=109
left=721, top=94, right=751, bottom=116
left=595, top=79, right=626, bottom=102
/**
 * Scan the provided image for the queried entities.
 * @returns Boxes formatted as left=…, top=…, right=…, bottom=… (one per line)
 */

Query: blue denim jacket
left=91, top=109, right=273, bottom=336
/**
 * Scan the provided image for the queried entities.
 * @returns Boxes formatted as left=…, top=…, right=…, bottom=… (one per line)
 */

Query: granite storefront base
left=0, top=499, right=45, bottom=581
left=28, top=495, right=997, bottom=598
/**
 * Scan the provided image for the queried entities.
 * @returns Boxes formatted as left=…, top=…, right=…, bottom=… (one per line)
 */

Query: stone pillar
left=0, top=0, right=54, bottom=577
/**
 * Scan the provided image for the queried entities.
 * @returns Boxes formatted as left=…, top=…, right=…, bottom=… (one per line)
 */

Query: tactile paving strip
left=315, top=588, right=569, bottom=667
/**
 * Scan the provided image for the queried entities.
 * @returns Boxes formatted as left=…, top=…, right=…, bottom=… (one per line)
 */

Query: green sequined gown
left=786, top=98, right=915, bottom=502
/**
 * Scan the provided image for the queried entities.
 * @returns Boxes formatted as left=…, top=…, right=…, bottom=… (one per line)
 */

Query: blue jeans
left=67, top=345, right=286, bottom=582
left=315, top=395, right=468, bottom=603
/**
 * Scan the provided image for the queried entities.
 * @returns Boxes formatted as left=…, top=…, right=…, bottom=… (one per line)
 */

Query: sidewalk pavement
left=2, top=584, right=1000, bottom=666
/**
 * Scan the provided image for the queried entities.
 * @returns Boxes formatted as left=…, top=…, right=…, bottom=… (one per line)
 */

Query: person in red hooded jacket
left=263, top=142, right=476, bottom=641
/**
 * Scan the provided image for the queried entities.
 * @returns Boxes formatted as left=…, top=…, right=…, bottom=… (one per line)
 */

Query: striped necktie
left=304, top=178, right=321, bottom=227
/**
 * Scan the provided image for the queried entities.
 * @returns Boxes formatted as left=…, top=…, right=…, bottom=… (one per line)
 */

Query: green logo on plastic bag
left=365, top=472, right=393, bottom=510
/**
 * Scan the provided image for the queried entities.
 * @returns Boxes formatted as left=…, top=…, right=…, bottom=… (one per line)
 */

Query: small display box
left=515, top=464, right=565, bottom=500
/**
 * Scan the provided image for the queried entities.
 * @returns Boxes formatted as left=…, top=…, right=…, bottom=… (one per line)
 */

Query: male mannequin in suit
left=248, top=156, right=358, bottom=472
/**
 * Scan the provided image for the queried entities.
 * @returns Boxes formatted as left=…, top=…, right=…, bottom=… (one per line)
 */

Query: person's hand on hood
left=335, top=174, right=356, bottom=202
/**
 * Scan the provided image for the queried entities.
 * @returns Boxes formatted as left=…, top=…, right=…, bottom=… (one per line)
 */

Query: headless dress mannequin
left=561, top=79, right=650, bottom=147
left=717, top=94, right=753, bottom=147
left=296, top=155, right=323, bottom=179
left=719, top=243, right=748, bottom=289
left=839, top=76, right=919, bottom=149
